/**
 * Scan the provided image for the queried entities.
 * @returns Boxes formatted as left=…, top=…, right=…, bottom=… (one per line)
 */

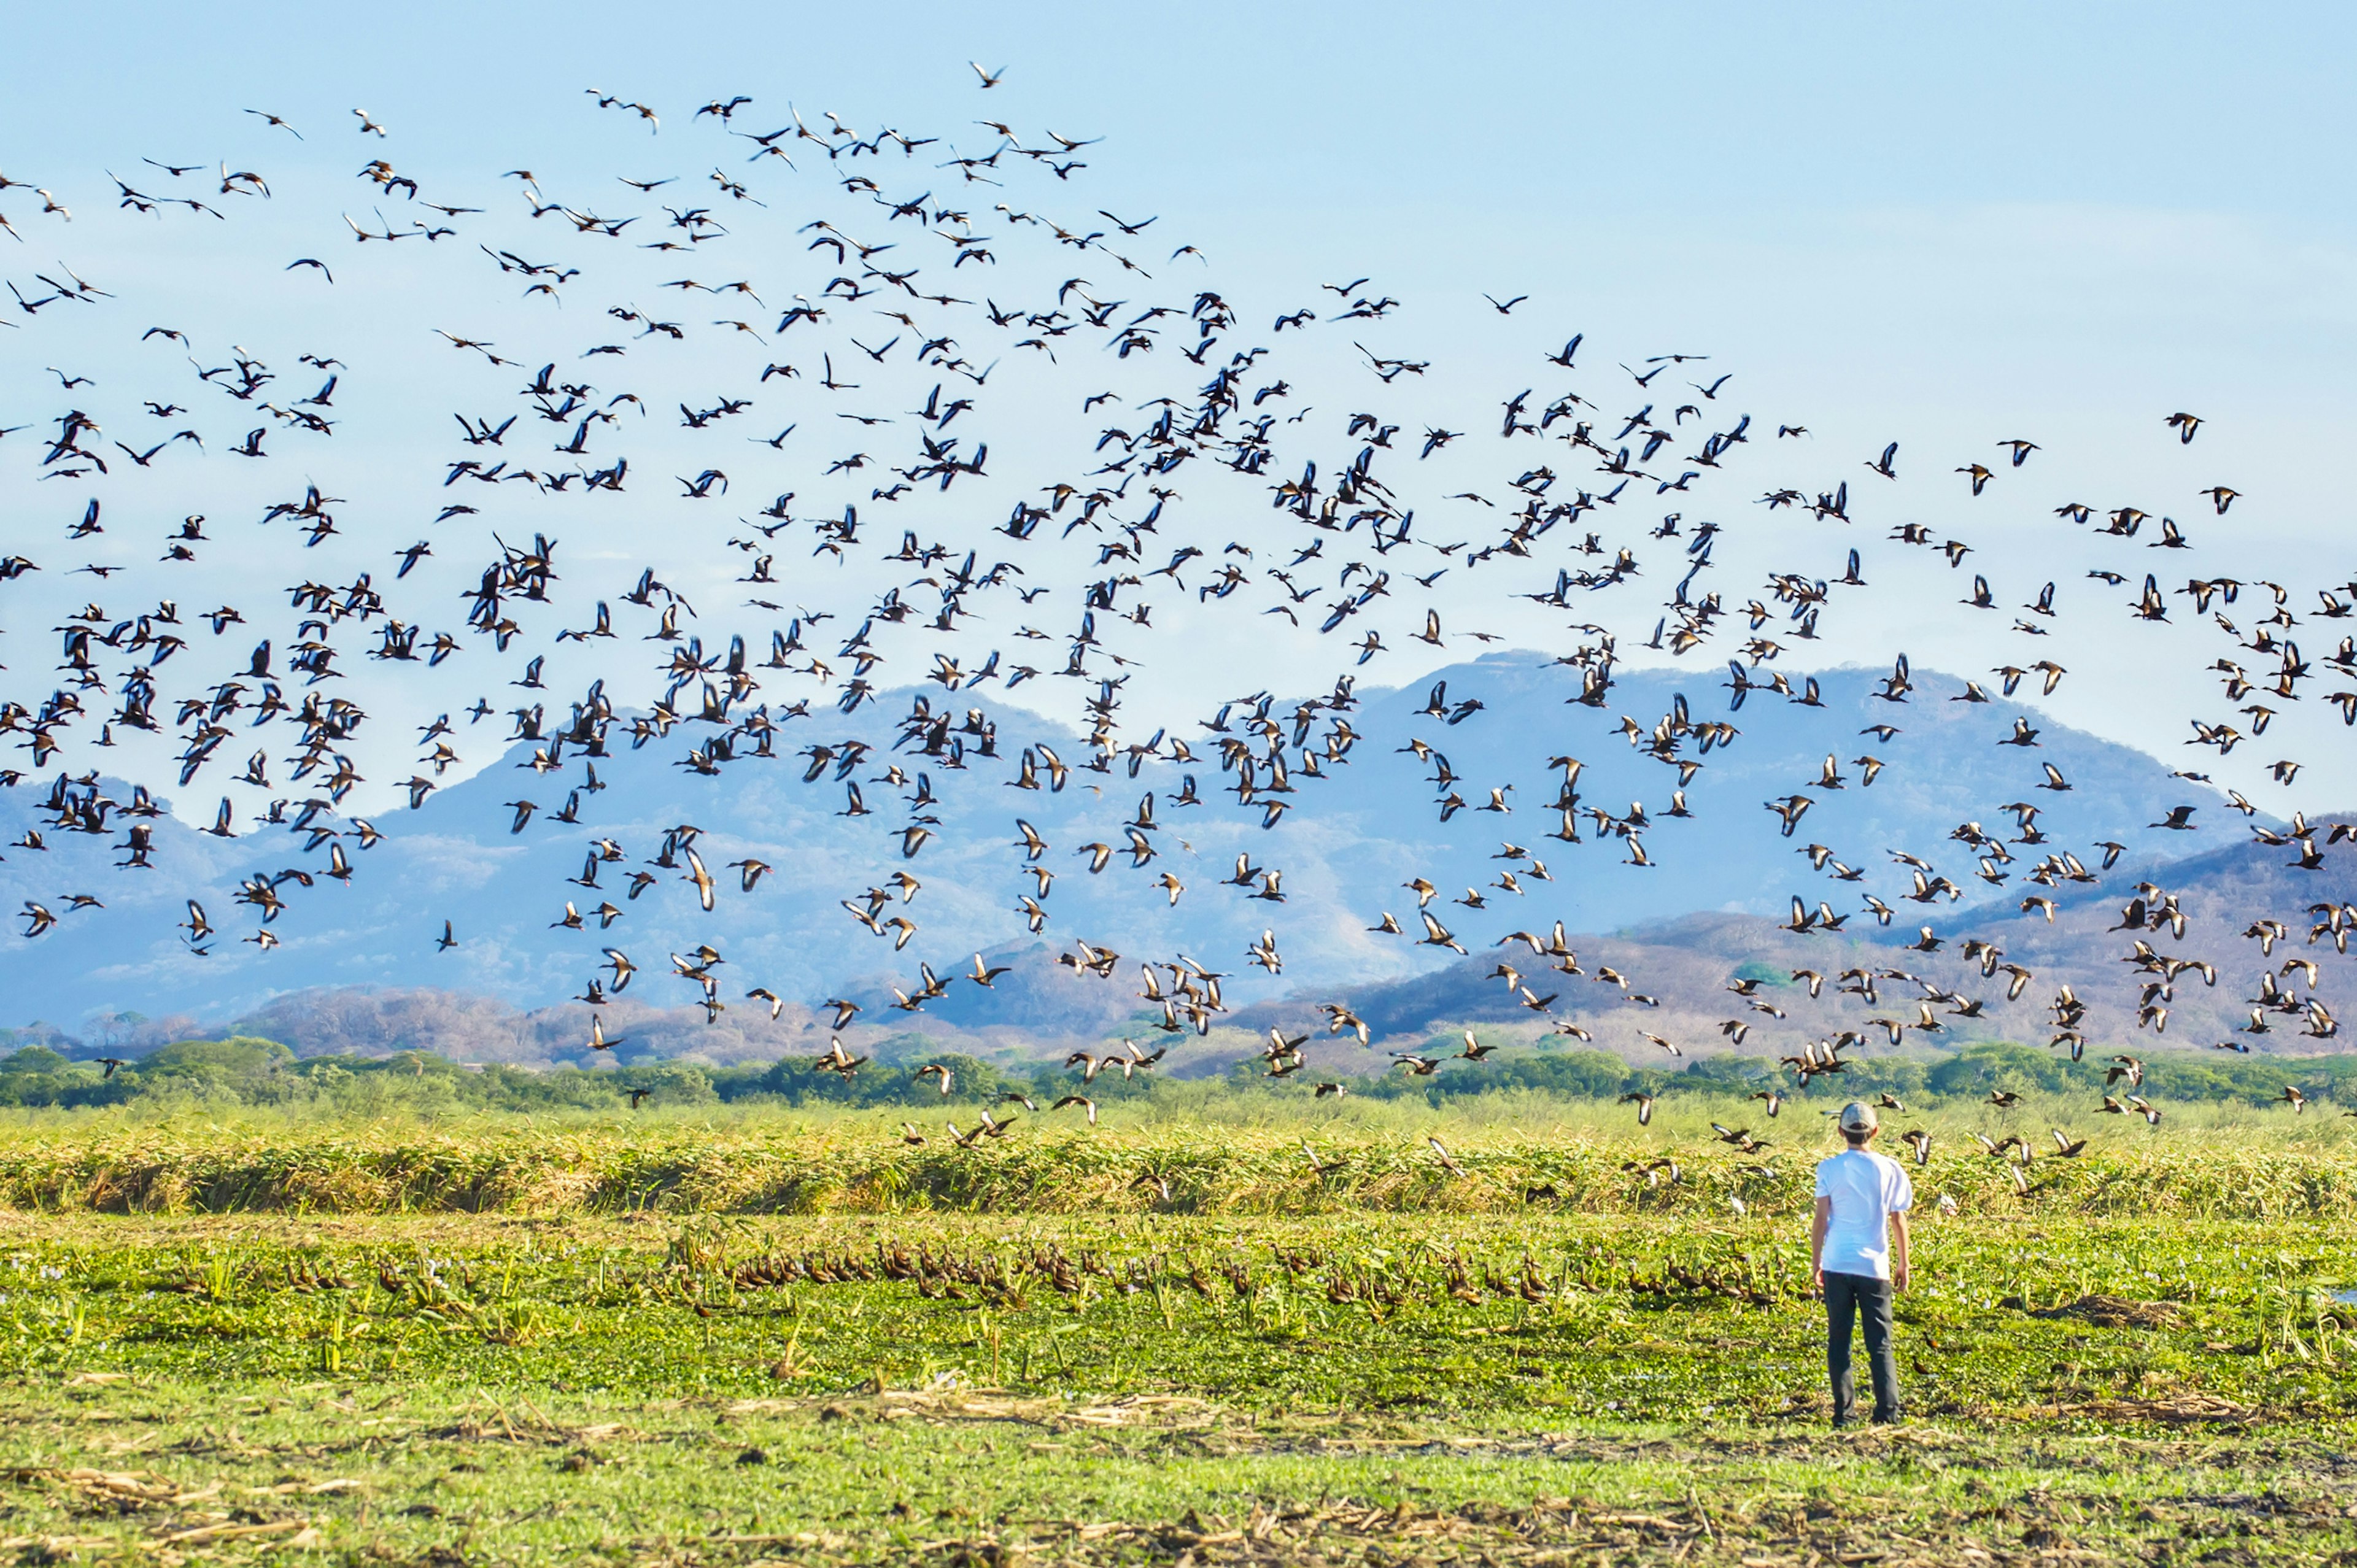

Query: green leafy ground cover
left=6, top=1192, right=2357, bottom=1564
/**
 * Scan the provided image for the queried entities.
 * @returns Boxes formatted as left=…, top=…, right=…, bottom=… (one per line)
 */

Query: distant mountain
left=0, top=653, right=2267, bottom=1047
left=15, top=823, right=2348, bottom=1076
left=1233, top=824, right=2357, bottom=1081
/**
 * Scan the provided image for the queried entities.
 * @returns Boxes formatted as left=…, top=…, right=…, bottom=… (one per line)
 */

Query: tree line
left=0, top=1035, right=2348, bottom=1115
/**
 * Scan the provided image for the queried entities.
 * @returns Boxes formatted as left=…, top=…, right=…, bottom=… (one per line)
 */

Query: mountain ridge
left=0, top=654, right=2273, bottom=1045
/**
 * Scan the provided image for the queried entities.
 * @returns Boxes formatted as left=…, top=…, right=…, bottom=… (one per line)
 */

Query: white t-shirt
left=1814, top=1147, right=1913, bottom=1280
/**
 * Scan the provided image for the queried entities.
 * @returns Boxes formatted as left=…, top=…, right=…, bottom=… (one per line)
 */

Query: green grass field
left=6, top=1099, right=2357, bottom=1564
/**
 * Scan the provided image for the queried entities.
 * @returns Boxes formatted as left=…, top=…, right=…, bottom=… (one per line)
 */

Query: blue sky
left=18, top=2, right=2351, bottom=220
left=5, top=1, right=2355, bottom=803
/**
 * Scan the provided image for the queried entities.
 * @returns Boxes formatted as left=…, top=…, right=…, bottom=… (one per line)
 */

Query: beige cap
left=1838, top=1101, right=1878, bottom=1132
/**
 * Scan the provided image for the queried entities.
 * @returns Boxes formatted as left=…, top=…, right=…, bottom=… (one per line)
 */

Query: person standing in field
left=1811, top=1101, right=1912, bottom=1427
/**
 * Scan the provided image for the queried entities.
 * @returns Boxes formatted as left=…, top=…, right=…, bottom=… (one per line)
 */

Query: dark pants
left=1824, top=1270, right=1899, bottom=1424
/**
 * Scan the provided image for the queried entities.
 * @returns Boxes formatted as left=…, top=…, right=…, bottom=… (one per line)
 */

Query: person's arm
left=1889, top=1210, right=1910, bottom=1294
left=1811, top=1195, right=1831, bottom=1289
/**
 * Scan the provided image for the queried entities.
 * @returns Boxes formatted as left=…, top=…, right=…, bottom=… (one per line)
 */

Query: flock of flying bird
left=2, top=73, right=2353, bottom=1168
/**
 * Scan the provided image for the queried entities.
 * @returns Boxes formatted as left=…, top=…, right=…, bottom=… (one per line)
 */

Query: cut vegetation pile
left=1, top=1123, right=2352, bottom=1219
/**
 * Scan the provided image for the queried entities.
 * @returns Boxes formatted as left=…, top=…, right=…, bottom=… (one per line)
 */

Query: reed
left=0, top=1111, right=2344, bottom=1220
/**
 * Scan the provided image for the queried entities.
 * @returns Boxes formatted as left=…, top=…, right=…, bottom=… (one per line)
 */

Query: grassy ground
left=6, top=1192, right=2357, bottom=1564
left=0, top=1091, right=2350, bottom=1221
left=6, top=1103, right=2357, bottom=1563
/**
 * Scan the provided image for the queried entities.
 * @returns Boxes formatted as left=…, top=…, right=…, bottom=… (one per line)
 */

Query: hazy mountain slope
left=1233, top=831, right=2357, bottom=1078
left=0, top=654, right=2258, bottom=1035
left=20, top=824, right=2347, bottom=1073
